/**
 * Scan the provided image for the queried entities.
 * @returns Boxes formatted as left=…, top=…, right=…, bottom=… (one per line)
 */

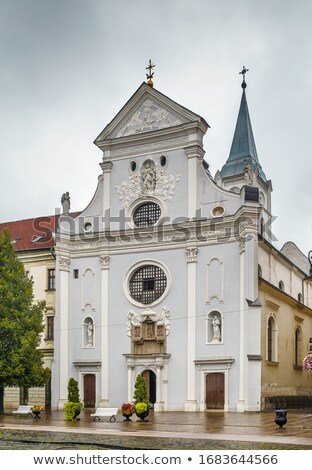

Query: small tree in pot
left=133, top=375, right=150, bottom=421
left=64, top=378, right=83, bottom=421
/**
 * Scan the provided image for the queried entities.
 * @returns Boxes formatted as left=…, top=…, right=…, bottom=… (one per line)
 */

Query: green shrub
left=64, top=401, right=81, bottom=422
left=133, top=375, right=148, bottom=404
left=64, top=377, right=82, bottom=421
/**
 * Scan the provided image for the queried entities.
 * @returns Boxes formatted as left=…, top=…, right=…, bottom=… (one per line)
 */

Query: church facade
left=51, top=72, right=312, bottom=412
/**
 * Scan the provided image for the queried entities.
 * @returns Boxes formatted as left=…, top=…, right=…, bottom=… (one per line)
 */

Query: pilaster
left=100, top=161, right=113, bottom=222
left=98, top=254, right=110, bottom=406
left=58, top=255, right=70, bottom=409
left=184, top=246, right=198, bottom=411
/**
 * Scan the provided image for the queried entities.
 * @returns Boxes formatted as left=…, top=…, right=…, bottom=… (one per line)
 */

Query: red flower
left=119, top=403, right=135, bottom=415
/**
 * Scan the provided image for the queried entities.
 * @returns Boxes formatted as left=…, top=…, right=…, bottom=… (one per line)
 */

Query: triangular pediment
left=94, top=82, right=208, bottom=144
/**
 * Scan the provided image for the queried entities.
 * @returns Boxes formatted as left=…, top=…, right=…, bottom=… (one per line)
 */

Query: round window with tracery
left=133, top=202, right=161, bottom=227
left=129, top=265, right=167, bottom=305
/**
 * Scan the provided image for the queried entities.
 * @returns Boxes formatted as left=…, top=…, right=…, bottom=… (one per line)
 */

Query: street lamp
left=302, top=250, right=312, bottom=304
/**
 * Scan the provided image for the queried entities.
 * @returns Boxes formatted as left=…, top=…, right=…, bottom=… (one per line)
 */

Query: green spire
left=220, top=68, right=267, bottom=183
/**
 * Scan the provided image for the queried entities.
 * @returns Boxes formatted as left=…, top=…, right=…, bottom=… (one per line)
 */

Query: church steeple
left=219, top=67, right=267, bottom=184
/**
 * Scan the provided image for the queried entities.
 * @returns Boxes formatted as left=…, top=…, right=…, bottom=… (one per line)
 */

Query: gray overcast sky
left=0, top=0, right=311, bottom=256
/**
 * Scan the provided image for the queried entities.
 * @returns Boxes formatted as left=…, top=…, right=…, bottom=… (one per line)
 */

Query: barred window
left=133, top=202, right=161, bottom=227
left=129, top=265, right=167, bottom=304
left=46, top=316, right=54, bottom=341
left=48, top=269, right=55, bottom=290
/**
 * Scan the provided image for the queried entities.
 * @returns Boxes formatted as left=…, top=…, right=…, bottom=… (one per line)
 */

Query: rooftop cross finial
left=239, top=66, right=249, bottom=89
left=146, top=59, right=155, bottom=87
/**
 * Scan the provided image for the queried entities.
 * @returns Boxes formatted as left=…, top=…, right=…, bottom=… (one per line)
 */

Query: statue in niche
left=87, top=320, right=94, bottom=346
left=141, top=160, right=156, bottom=192
left=212, top=315, right=221, bottom=342
left=244, top=162, right=253, bottom=186
left=61, top=191, right=70, bottom=215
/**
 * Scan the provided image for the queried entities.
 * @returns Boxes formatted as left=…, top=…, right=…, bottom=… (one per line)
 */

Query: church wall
left=109, top=148, right=189, bottom=226
left=106, top=248, right=188, bottom=409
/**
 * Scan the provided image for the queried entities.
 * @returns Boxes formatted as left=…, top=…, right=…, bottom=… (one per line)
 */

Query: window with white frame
left=267, top=315, right=277, bottom=362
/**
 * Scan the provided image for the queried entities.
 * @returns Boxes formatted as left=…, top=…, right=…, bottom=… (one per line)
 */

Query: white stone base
left=184, top=400, right=198, bottom=412
left=236, top=400, right=245, bottom=412
left=57, top=399, right=67, bottom=410
left=98, top=399, right=110, bottom=407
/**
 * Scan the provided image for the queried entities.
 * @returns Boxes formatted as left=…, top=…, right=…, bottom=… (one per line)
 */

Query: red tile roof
left=0, top=212, right=80, bottom=252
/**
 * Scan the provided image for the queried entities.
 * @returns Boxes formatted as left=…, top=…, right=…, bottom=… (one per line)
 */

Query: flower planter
left=32, top=411, right=41, bottom=419
left=119, top=404, right=135, bottom=421
left=122, top=413, right=133, bottom=422
left=135, top=409, right=149, bottom=422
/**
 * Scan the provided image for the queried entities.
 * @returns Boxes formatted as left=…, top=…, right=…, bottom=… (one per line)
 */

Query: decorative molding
left=59, top=256, right=70, bottom=272
left=100, top=161, right=113, bottom=173
left=197, top=156, right=204, bottom=166
left=185, top=247, right=198, bottom=263
left=294, top=315, right=304, bottom=323
left=115, top=163, right=180, bottom=208
left=265, top=300, right=280, bottom=310
left=205, top=258, right=224, bottom=303
left=111, top=136, right=188, bottom=158
left=99, top=255, right=110, bottom=270
left=126, top=307, right=170, bottom=337
left=247, top=354, right=262, bottom=361
left=115, top=99, right=182, bottom=137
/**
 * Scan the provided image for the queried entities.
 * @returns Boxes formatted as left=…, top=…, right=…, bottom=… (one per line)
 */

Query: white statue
left=212, top=315, right=221, bottom=342
left=141, top=160, right=156, bottom=192
left=61, top=192, right=70, bottom=215
left=87, top=321, right=93, bottom=346
left=244, top=162, right=253, bottom=186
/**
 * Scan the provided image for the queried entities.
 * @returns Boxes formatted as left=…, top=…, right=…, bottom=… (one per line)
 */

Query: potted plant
left=134, top=402, right=149, bottom=421
left=31, top=404, right=44, bottom=418
left=119, top=403, right=135, bottom=421
left=133, top=375, right=151, bottom=422
left=64, top=378, right=83, bottom=421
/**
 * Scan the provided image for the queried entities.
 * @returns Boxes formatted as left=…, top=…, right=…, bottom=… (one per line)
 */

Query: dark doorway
left=84, top=374, right=95, bottom=408
left=142, top=370, right=156, bottom=404
left=205, top=373, right=224, bottom=410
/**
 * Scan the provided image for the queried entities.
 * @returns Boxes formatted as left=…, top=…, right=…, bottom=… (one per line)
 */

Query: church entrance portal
left=142, top=370, right=156, bottom=404
left=83, top=374, right=96, bottom=408
left=205, top=373, right=224, bottom=410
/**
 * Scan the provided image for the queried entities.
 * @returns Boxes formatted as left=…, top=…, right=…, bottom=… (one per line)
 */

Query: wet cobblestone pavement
left=1, top=409, right=312, bottom=450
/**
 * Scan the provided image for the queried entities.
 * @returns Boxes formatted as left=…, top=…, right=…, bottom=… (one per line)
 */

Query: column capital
left=100, top=161, right=113, bottom=173
left=100, top=255, right=110, bottom=270
left=185, top=247, right=198, bottom=263
left=59, top=256, right=70, bottom=272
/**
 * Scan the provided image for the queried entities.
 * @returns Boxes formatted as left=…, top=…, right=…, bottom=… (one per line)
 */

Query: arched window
left=258, top=264, right=262, bottom=277
left=278, top=280, right=285, bottom=291
left=294, top=326, right=302, bottom=367
left=267, top=316, right=277, bottom=362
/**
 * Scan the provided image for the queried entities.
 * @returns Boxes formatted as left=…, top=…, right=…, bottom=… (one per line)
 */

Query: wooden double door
left=205, top=373, right=224, bottom=410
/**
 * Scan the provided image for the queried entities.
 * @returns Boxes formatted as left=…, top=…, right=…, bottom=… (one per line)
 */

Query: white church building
left=51, top=67, right=312, bottom=413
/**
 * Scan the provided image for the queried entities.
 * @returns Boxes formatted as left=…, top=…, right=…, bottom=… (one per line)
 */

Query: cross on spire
left=146, top=59, right=155, bottom=87
left=239, top=66, right=249, bottom=89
